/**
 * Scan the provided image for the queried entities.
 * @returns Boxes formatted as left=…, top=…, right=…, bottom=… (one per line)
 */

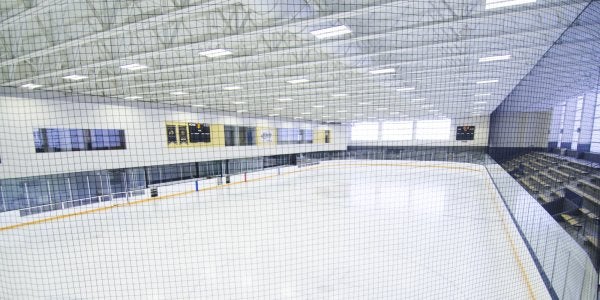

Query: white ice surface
left=0, top=161, right=550, bottom=299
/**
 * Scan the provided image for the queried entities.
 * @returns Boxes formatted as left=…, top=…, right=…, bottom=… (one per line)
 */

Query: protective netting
left=0, top=0, right=598, bottom=299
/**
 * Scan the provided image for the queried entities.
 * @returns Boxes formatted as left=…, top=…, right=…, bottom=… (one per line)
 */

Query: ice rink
left=0, top=162, right=550, bottom=299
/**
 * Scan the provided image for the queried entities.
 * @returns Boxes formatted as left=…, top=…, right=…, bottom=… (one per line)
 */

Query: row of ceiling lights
left=17, top=20, right=512, bottom=121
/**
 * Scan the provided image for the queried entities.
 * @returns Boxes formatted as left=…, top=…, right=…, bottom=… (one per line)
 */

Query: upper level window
left=34, top=128, right=126, bottom=153
left=381, top=121, right=413, bottom=141
left=415, top=119, right=451, bottom=140
left=351, top=123, right=378, bottom=141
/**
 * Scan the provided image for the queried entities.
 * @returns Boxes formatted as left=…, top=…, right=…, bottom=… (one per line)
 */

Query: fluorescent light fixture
left=396, top=87, right=415, bottom=92
left=429, top=109, right=439, bottom=112
left=286, top=78, right=310, bottom=84
left=390, top=112, right=400, bottom=115
left=310, top=25, right=352, bottom=39
left=485, top=0, right=536, bottom=10
left=170, top=91, right=188, bottom=96
left=358, top=102, right=372, bottom=105
left=277, top=98, right=293, bottom=102
left=336, top=110, right=347, bottom=113
left=294, top=117, right=304, bottom=119
left=476, top=79, right=499, bottom=84
left=367, top=117, right=377, bottom=119
left=273, top=107, right=284, bottom=110
left=193, top=104, right=206, bottom=107
left=120, top=63, right=148, bottom=71
left=223, top=86, right=242, bottom=90
left=331, top=93, right=347, bottom=97
left=354, top=114, right=364, bottom=116
left=20, top=83, right=42, bottom=89
left=301, top=112, right=312, bottom=115
left=312, top=105, right=324, bottom=108
left=322, top=115, right=332, bottom=118
left=199, top=49, right=233, bottom=58
left=62, top=75, right=87, bottom=81
left=124, top=96, right=143, bottom=100
left=375, top=108, right=388, bottom=111
left=369, top=68, right=395, bottom=75
left=411, top=98, right=426, bottom=101
left=474, top=93, right=491, bottom=97
left=421, top=104, right=434, bottom=108
left=268, top=114, right=279, bottom=117
left=478, top=55, right=511, bottom=63
left=474, top=101, right=487, bottom=105
left=237, top=110, right=247, bottom=113
left=233, top=101, right=246, bottom=104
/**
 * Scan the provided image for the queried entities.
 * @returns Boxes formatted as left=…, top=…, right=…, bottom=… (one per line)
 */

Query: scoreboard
left=188, top=123, right=211, bottom=143
left=456, top=126, right=475, bottom=141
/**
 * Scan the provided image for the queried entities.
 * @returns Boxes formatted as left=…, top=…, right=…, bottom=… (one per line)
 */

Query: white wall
left=0, top=96, right=347, bottom=179
left=488, top=110, right=552, bottom=148
left=348, top=116, right=490, bottom=147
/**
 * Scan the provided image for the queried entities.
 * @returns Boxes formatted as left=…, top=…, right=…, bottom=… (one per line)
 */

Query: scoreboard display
left=456, top=126, right=475, bottom=141
left=188, top=123, right=211, bottom=143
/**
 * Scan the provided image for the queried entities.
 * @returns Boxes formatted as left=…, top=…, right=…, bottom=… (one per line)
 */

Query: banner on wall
left=260, top=129, right=273, bottom=143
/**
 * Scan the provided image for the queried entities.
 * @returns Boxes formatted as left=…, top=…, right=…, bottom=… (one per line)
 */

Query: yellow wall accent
left=166, top=122, right=225, bottom=148
left=256, top=127, right=277, bottom=146
left=314, top=129, right=332, bottom=144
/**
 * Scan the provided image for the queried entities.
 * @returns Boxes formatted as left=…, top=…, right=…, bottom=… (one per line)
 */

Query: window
left=351, top=123, right=379, bottom=141
left=381, top=121, right=413, bottom=141
left=557, top=102, right=566, bottom=148
left=571, top=97, right=584, bottom=150
left=277, top=128, right=300, bottom=144
left=415, top=119, right=451, bottom=140
left=33, top=128, right=125, bottom=153
left=591, top=94, right=600, bottom=153
left=224, top=126, right=257, bottom=146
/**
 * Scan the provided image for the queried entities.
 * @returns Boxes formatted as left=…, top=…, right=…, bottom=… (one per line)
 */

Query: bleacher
left=500, top=151, right=600, bottom=265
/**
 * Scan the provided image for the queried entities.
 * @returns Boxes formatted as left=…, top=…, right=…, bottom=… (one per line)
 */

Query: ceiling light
left=478, top=55, right=511, bottom=63
left=312, top=105, right=324, bottom=108
left=233, top=101, right=246, bottom=104
left=301, top=112, right=312, bottom=115
left=336, top=110, right=347, bottom=113
left=485, top=0, right=536, bottom=10
left=294, top=117, right=304, bottom=119
left=429, top=109, right=439, bottom=112
left=277, top=98, right=293, bottom=102
left=223, top=86, right=242, bottom=90
left=397, top=87, right=415, bottom=92
left=322, top=115, right=332, bottom=118
left=376, top=108, right=388, bottom=111
left=354, top=114, right=364, bottom=116
left=475, top=93, right=491, bottom=97
left=286, top=78, right=310, bottom=84
left=367, top=117, right=377, bottom=119
left=411, top=98, right=426, bottom=101
left=390, top=112, right=400, bottom=115
left=476, top=79, right=499, bottom=84
left=474, top=101, right=487, bottom=105
left=199, top=49, right=233, bottom=58
left=331, top=93, right=347, bottom=97
left=62, top=75, right=87, bottom=81
left=120, top=63, right=148, bottom=71
left=193, top=104, right=206, bottom=107
left=237, top=110, right=247, bottom=113
left=170, top=91, right=188, bottom=96
left=369, top=68, right=395, bottom=75
left=273, top=107, right=284, bottom=110
left=358, top=102, right=372, bottom=105
left=422, top=104, right=434, bottom=108
left=20, top=83, right=42, bottom=89
left=310, top=25, right=352, bottom=39
left=268, top=114, right=279, bottom=117
left=124, top=96, right=143, bottom=100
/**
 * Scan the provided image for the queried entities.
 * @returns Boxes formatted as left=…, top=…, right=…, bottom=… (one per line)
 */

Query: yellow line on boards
left=483, top=176, right=537, bottom=300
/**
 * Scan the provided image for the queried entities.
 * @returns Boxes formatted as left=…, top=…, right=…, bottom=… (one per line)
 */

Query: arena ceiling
left=0, top=0, right=592, bottom=122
